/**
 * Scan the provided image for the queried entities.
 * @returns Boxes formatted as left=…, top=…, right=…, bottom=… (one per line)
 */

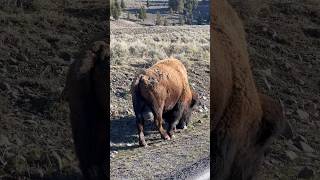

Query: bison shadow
left=110, top=115, right=165, bottom=151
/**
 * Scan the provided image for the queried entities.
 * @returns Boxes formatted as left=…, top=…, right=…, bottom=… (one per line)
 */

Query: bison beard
left=211, top=0, right=286, bottom=179
left=62, top=41, right=108, bottom=179
left=131, top=59, right=199, bottom=147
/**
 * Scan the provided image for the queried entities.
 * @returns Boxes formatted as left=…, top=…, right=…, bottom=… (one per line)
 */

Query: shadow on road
left=110, top=115, right=162, bottom=151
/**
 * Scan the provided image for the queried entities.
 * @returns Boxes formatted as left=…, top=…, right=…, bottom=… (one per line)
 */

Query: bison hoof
left=139, top=141, right=148, bottom=147
left=162, top=134, right=171, bottom=140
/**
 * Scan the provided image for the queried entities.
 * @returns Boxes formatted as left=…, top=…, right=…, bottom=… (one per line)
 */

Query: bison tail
left=132, top=75, right=154, bottom=122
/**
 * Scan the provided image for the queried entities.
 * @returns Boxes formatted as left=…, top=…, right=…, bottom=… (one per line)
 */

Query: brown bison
left=62, top=41, right=109, bottom=179
left=211, top=0, right=286, bottom=179
left=131, top=58, right=199, bottom=146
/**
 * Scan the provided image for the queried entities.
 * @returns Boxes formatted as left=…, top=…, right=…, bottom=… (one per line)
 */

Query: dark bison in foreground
left=131, top=58, right=199, bottom=146
left=211, top=0, right=286, bottom=179
left=62, top=41, right=108, bottom=179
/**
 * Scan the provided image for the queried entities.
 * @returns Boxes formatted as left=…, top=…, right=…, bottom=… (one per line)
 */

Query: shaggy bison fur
left=131, top=58, right=199, bottom=146
left=211, top=0, right=286, bottom=179
left=62, top=41, right=109, bottom=179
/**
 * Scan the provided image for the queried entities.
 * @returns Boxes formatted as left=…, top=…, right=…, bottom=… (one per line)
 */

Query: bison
left=131, top=58, right=199, bottom=146
left=62, top=41, right=109, bottom=179
left=211, top=0, right=286, bottom=179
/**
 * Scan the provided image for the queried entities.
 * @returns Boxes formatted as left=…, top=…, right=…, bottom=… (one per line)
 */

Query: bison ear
left=190, top=91, right=199, bottom=108
left=256, top=94, right=285, bottom=146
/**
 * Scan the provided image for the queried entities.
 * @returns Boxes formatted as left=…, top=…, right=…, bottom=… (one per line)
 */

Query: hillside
left=229, top=0, right=320, bottom=179
left=0, top=1, right=107, bottom=179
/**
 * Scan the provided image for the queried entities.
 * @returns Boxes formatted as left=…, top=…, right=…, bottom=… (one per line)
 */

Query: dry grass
left=110, top=26, right=210, bottom=68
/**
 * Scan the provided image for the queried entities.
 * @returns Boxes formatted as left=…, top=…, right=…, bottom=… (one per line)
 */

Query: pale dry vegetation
left=110, top=26, right=210, bottom=66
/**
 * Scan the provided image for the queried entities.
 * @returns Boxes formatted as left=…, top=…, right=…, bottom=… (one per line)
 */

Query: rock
left=295, top=141, right=314, bottom=153
left=16, top=53, right=29, bottom=62
left=281, top=119, right=294, bottom=139
left=298, top=167, right=314, bottom=179
left=297, top=109, right=309, bottom=120
left=286, top=140, right=301, bottom=152
left=264, top=77, right=271, bottom=90
left=264, top=69, right=272, bottom=77
left=294, top=135, right=307, bottom=143
left=298, top=79, right=305, bottom=86
left=0, top=134, right=11, bottom=146
left=285, top=98, right=298, bottom=106
left=0, top=82, right=10, bottom=91
left=305, top=152, right=317, bottom=158
left=285, top=150, right=297, bottom=161
left=8, top=57, right=18, bottom=65
left=58, top=51, right=72, bottom=61
left=52, top=151, right=63, bottom=171
left=284, top=62, right=292, bottom=70
left=0, top=67, right=7, bottom=74
left=30, top=167, right=44, bottom=178
left=126, top=143, right=134, bottom=147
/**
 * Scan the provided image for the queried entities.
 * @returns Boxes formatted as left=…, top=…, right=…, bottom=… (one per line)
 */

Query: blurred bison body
left=131, top=58, right=199, bottom=146
left=63, top=41, right=109, bottom=179
left=211, top=0, right=285, bottom=179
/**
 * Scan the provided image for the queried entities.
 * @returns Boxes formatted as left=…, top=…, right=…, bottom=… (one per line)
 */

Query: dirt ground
left=229, top=0, right=320, bottom=179
left=0, top=0, right=107, bottom=179
left=110, top=22, right=210, bottom=179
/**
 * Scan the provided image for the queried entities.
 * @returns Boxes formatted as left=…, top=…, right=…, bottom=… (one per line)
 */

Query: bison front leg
left=167, top=102, right=185, bottom=138
left=154, top=109, right=171, bottom=141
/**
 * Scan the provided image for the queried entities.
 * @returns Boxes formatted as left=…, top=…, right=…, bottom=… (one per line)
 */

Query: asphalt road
left=155, top=156, right=210, bottom=180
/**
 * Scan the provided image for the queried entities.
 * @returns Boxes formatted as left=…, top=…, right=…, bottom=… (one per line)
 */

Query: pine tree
left=120, top=0, right=126, bottom=9
left=185, top=0, right=198, bottom=14
left=146, top=0, right=150, bottom=7
left=169, top=8, right=174, bottom=15
left=112, top=0, right=121, bottom=20
left=138, top=6, right=147, bottom=21
left=168, top=0, right=177, bottom=11
left=177, top=0, right=184, bottom=13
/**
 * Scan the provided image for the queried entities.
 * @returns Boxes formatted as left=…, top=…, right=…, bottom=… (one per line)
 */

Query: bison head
left=177, top=90, right=199, bottom=129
